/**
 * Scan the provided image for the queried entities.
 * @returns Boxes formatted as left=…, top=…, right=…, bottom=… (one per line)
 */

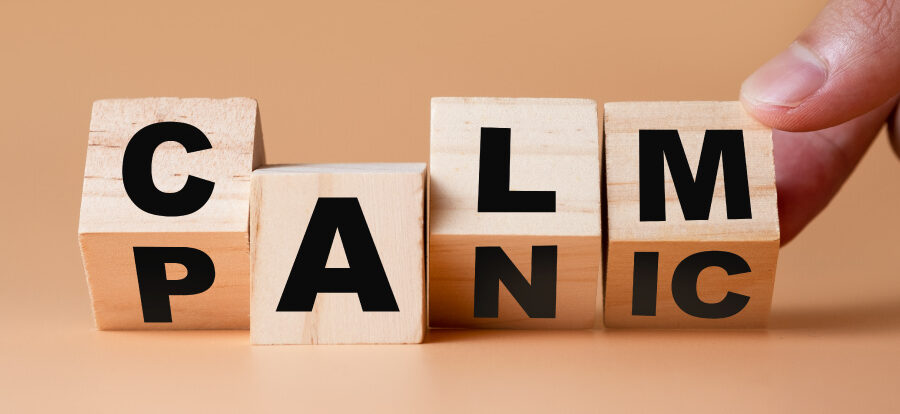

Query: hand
left=740, top=0, right=900, bottom=244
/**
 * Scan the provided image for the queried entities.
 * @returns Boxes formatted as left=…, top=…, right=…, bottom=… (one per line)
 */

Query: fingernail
left=741, top=42, right=827, bottom=108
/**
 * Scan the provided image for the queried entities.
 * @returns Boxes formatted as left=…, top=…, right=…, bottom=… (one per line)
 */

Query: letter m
left=639, top=129, right=752, bottom=221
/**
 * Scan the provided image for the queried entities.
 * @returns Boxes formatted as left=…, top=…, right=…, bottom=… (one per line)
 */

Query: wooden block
left=603, top=101, right=780, bottom=328
left=429, top=97, right=602, bottom=329
left=78, top=97, right=264, bottom=329
left=250, top=164, right=426, bottom=344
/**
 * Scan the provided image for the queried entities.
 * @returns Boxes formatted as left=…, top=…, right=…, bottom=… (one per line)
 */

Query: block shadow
left=426, top=296, right=900, bottom=342
left=425, top=328, right=600, bottom=344
left=768, top=298, right=900, bottom=333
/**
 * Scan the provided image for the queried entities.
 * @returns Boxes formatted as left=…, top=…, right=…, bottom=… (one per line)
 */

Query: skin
left=739, top=0, right=900, bottom=244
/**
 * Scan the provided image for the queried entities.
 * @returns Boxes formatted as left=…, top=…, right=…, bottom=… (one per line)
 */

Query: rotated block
left=429, top=97, right=602, bottom=329
left=250, top=164, right=426, bottom=344
left=603, top=101, right=779, bottom=328
left=78, top=97, right=264, bottom=329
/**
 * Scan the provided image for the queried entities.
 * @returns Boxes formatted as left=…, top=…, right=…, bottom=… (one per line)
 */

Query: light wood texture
left=250, top=163, right=426, bottom=344
left=430, top=235, right=601, bottom=329
left=603, top=101, right=779, bottom=328
left=79, top=97, right=263, bottom=233
left=605, top=241, right=779, bottom=328
left=429, top=97, right=602, bottom=328
left=430, top=97, right=601, bottom=236
left=78, top=97, right=263, bottom=329
left=79, top=232, right=250, bottom=329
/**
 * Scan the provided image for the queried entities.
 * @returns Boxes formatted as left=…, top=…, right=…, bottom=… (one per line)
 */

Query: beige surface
left=604, top=102, right=779, bottom=327
left=3, top=0, right=900, bottom=411
left=250, top=164, right=426, bottom=344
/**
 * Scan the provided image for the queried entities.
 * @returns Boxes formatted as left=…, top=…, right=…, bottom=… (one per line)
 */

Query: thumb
left=740, top=0, right=900, bottom=132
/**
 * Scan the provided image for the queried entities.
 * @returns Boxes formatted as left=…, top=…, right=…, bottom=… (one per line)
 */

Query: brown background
left=2, top=0, right=899, bottom=411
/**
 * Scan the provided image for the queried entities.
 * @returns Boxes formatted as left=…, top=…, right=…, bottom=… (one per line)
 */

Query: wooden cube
left=429, top=98, right=602, bottom=329
left=78, top=97, right=264, bottom=329
left=603, top=101, right=780, bottom=328
left=250, top=164, right=426, bottom=344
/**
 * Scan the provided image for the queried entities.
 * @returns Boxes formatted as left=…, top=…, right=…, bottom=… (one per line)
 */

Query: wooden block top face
left=430, top=97, right=601, bottom=236
left=250, top=163, right=425, bottom=344
left=604, top=102, right=779, bottom=242
left=253, top=163, right=426, bottom=175
left=79, top=97, right=262, bottom=234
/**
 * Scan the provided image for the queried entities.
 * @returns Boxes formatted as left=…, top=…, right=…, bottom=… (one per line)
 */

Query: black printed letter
left=474, top=246, right=557, bottom=318
left=639, top=129, right=751, bottom=221
left=276, top=198, right=399, bottom=312
left=671, top=251, right=751, bottom=319
left=478, top=127, right=555, bottom=212
left=631, top=252, right=659, bottom=316
left=133, top=247, right=216, bottom=323
left=122, top=121, right=215, bottom=216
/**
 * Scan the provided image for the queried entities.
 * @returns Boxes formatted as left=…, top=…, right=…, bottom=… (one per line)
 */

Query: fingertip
left=740, top=0, right=900, bottom=133
left=738, top=96, right=820, bottom=133
left=742, top=43, right=828, bottom=105
left=739, top=42, right=831, bottom=131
